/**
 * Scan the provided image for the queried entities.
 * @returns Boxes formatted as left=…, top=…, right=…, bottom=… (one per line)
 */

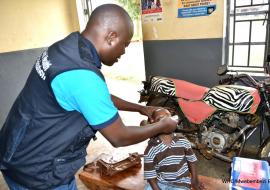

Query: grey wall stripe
left=143, top=38, right=223, bottom=87
left=0, top=48, right=45, bottom=127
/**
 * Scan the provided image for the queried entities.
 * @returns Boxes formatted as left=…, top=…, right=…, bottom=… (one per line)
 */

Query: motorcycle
left=139, top=66, right=270, bottom=162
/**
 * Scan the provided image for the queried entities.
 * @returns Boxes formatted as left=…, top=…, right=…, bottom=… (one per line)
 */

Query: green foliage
left=117, top=0, right=140, bottom=20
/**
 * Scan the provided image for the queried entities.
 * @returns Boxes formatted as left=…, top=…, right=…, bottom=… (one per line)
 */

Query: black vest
left=0, top=32, right=103, bottom=189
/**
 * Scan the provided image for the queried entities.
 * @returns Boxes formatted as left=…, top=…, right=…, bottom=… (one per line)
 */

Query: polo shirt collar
left=79, top=32, right=102, bottom=69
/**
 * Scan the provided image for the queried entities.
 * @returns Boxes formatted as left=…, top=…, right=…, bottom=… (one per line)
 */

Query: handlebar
left=219, top=76, right=233, bottom=85
left=219, top=73, right=259, bottom=87
left=217, top=66, right=270, bottom=113
left=234, top=73, right=258, bottom=86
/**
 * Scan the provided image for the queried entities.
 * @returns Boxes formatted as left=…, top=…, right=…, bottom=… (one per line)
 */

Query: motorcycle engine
left=201, top=129, right=231, bottom=153
left=201, top=112, right=240, bottom=153
left=216, top=112, right=240, bottom=132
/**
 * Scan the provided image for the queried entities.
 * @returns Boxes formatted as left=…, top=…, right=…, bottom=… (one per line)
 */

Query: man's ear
left=106, top=31, right=117, bottom=45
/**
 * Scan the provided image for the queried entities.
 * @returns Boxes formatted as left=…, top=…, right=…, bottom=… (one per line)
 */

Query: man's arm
left=111, top=94, right=141, bottom=112
left=99, top=116, right=177, bottom=147
left=147, top=178, right=161, bottom=190
left=111, top=95, right=159, bottom=122
left=51, top=71, right=177, bottom=147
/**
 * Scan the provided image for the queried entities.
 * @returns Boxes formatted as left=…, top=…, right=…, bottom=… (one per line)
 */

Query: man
left=0, top=4, right=177, bottom=190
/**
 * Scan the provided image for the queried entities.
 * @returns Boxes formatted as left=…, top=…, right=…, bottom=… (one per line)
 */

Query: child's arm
left=183, top=137, right=203, bottom=190
left=144, top=140, right=160, bottom=190
left=188, top=161, right=200, bottom=190
left=148, top=178, right=161, bottom=190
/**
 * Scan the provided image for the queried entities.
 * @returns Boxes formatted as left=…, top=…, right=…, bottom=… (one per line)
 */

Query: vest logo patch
left=35, top=50, right=52, bottom=80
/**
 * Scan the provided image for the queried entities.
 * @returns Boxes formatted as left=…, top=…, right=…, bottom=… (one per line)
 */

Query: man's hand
left=158, top=116, right=178, bottom=134
left=100, top=115, right=178, bottom=147
left=139, top=106, right=162, bottom=123
left=111, top=95, right=162, bottom=122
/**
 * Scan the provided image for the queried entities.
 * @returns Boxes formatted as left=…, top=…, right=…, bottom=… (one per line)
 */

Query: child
left=143, top=108, right=202, bottom=190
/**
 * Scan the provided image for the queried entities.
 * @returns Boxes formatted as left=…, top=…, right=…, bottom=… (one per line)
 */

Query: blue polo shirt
left=51, top=69, right=119, bottom=129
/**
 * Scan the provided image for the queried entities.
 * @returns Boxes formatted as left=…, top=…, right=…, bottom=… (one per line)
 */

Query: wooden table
left=79, top=140, right=146, bottom=190
left=79, top=159, right=144, bottom=190
left=79, top=171, right=229, bottom=190
left=79, top=166, right=229, bottom=190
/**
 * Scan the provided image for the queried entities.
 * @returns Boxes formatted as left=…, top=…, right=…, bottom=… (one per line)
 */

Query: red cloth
left=178, top=98, right=216, bottom=124
left=172, top=79, right=209, bottom=101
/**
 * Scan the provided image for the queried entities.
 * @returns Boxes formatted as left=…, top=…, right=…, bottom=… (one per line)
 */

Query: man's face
left=100, top=30, right=132, bottom=66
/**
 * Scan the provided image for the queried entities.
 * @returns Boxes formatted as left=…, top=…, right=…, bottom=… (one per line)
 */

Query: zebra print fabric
left=149, top=76, right=176, bottom=96
left=148, top=77, right=255, bottom=113
left=203, top=85, right=254, bottom=112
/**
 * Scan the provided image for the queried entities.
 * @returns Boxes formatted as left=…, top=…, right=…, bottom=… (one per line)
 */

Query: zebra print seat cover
left=203, top=85, right=260, bottom=114
left=149, top=76, right=261, bottom=114
left=149, top=76, right=208, bottom=100
left=149, top=76, right=176, bottom=96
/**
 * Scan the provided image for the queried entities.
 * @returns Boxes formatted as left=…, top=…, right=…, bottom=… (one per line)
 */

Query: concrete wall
left=144, top=38, right=223, bottom=86
left=0, top=0, right=80, bottom=127
left=0, top=48, right=45, bottom=127
left=142, top=0, right=225, bottom=87
left=0, top=0, right=79, bottom=53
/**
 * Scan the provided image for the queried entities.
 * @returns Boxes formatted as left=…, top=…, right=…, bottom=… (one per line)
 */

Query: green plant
left=117, top=0, right=140, bottom=20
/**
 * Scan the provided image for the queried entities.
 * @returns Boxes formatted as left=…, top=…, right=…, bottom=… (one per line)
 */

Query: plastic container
left=230, top=157, right=270, bottom=190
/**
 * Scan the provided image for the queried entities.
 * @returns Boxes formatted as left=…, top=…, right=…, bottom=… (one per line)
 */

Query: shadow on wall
left=0, top=48, right=45, bottom=128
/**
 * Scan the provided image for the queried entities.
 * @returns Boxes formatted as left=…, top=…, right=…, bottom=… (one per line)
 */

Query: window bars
left=227, top=0, right=270, bottom=74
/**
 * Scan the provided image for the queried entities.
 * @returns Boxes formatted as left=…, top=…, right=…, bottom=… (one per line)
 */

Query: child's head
left=140, top=108, right=173, bottom=141
left=152, top=108, right=171, bottom=123
left=140, top=108, right=171, bottom=126
left=152, top=109, right=173, bottom=140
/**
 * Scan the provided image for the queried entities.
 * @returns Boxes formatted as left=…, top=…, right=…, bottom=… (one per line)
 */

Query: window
left=76, top=0, right=93, bottom=31
left=226, top=0, right=270, bottom=74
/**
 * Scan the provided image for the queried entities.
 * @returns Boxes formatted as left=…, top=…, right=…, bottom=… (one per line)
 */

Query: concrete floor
left=196, top=151, right=231, bottom=179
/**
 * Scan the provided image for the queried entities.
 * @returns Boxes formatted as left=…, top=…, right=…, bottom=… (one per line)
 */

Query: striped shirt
left=144, top=134, right=197, bottom=189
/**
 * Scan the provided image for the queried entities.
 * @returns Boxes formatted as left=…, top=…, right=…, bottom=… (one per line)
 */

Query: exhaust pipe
left=213, top=152, right=232, bottom=162
left=190, top=142, right=232, bottom=162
